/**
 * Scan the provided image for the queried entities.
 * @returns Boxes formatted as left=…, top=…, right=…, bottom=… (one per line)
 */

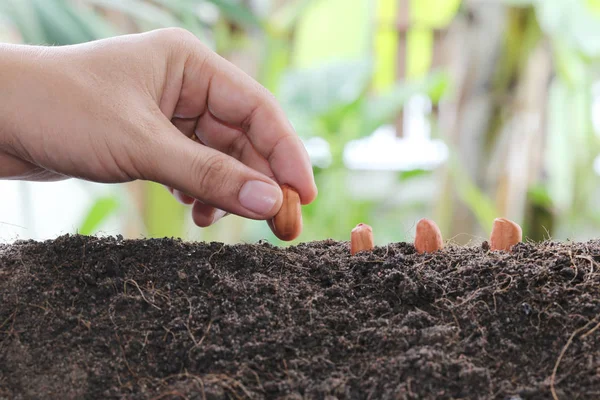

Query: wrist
left=0, top=44, right=48, bottom=156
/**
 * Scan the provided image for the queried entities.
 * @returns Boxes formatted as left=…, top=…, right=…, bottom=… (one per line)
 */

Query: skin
left=0, top=28, right=317, bottom=239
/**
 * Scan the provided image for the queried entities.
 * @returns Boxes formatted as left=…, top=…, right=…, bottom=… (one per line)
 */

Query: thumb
left=143, top=119, right=283, bottom=220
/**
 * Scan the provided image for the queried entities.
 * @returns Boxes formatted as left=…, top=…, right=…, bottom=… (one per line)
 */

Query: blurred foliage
left=272, top=61, right=451, bottom=242
left=3, top=0, right=600, bottom=245
left=78, top=195, right=120, bottom=235
left=529, top=0, right=600, bottom=240
left=1, top=0, right=453, bottom=245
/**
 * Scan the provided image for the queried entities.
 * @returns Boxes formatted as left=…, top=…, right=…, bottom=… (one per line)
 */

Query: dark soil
left=1, top=235, right=600, bottom=399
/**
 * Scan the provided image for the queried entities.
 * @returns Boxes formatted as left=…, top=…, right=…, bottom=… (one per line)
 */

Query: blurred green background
left=2, top=0, right=600, bottom=246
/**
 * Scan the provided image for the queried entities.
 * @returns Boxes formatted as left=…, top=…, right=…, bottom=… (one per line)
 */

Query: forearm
left=0, top=44, right=59, bottom=179
left=0, top=44, right=39, bottom=152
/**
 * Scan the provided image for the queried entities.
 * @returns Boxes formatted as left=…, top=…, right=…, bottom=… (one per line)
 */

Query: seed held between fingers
left=272, top=184, right=302, bottom=241
left=490, top=218, right=522, bottom=251
left=414, top=218, right=444, bottom=254
left=351, top=223, right=374, bottom=255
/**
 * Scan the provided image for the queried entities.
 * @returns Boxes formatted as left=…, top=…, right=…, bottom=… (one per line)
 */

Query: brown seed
left=414, top=218, right=444, bottom=254
left=489, top=218, right=522, bottom=251
left=351, top=223, right=374, bottom=255
left=271, top=184, right=302, bottom=241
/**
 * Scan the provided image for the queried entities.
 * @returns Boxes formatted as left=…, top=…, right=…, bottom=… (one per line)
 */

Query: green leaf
left=149, top=0, right=208, bottom=40
left=1, top=0, right=46, bottom=44
left=1, top=0, right=118, bottom=44
left=291, top=0, right=370, bottom=68
left=411, top=0, right=461, bottom=28
left=588, top=0, right=600, bottom=15
left=536, top=0, right=600, bottom=57
left=502, top=0, right=535, bottom=6
left=268, top=0, right=315, bottom=33
left=206, top=0, right=263, bottom=28
left=398, top=169, right=430, bottom=181
left=359, top=71, right=450, bottom=136
left=144, top=182, right=186, bottom=238
left=278, top=60, right=372, bottom=117
left=63, top=1, right=119, bottom=39
left=528, top=185, right=553, bottom=208
left=79, top=195, right=120, bottom=235
left=85, top=0, right=181, bottom=27
left=32, top=0, right=97, bottom=44
left=258, top=36, right=291, bottom=92
left=552, top=38, right=587, bottom=87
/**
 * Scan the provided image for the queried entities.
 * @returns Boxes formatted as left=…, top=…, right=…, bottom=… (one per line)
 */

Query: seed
left=489, top=218, right=522, bottom=251
left=351, top=223, right=374, bottom=255
left=414, top=218, right=443, bottom=253
left=272, top=184, right=302, bottom=241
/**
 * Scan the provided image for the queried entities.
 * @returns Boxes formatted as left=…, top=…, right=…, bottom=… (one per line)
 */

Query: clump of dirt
left=1, top=235, right=600, bottom=399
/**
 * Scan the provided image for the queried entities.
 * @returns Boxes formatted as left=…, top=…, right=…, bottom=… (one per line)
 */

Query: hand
left=0, top=28, right=317, bottom=239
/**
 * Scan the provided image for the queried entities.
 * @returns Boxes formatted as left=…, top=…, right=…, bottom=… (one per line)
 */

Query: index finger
left=176, top=43, right=318, bottom=205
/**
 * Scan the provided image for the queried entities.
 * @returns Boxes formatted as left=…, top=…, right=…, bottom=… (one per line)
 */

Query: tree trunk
left=435, top=3, right=552, bottom=243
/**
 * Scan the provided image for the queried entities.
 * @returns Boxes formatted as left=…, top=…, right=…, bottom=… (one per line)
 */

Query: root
left=0, top=310, right=16, bottom=331
left=575, top=255, right=598, bottom=282
left=208, top=244, right=226, bottom=264
left=158, top=372, right=206, bottom=400
left=187, top=320, right=213, bottom=359
left=551, top=313, right=600, bottom=399
left=581, top=319, right=600, bottom=339
left=124, top=279, right=161, bottom=310
left=150, top=390, right=189, bottom=400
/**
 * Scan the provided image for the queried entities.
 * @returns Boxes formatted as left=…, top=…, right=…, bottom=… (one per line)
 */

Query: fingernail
left=239, top=181, right=280, bottom=215
left=211, top=209, right=227, bottom=224
left=173, top=189, right=194, bottom=205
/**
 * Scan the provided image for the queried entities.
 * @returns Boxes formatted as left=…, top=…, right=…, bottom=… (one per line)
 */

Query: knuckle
left=262, top=87, right=279, bottom=104
left=257, top=86, right=280, bottom=109
left=260, top=91, right=285, bottom=122
left=155, top=27, right=197, bottom=48
left=192, top=153, right=233, bottom=196
left=226, top=132, right=247, bottom=160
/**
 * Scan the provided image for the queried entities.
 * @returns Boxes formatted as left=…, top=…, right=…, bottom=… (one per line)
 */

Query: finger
left=174, top=47, right=317, bottom=205
left=169, top=117, right=216, bottom=207
left=171, top=117, right=197, bottom=139
left=169, top=116, right=211, bottom=208
left=165, top=185, right=195, bottom=205
left=194, top=111, right=274, bottom=179
left=173, top=189, right=195, bottom=205
left=191, top=200, right=227, bottom=227
left=172, top=115, right=268, bottom=210
left=144, top=116, right=283, bottom=220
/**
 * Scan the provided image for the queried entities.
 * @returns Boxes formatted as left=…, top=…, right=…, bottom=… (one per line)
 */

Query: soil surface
left=1, top=235, right=600, bottom=399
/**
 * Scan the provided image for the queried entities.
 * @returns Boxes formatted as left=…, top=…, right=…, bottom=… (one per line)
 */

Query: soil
left=1, top=235, right=600, bottom=399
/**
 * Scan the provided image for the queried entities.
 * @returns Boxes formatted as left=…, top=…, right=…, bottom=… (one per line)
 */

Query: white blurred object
left=0, top=94, right=447, bottom=243
left=592, top=81, right=600, bottom=135
left=249, top=0, right=270, bottom=17
left=593, top=155, right=600, bottom=176
left=343, top=95, right=449, bottom=171
left=303, top=136, right=333, bottom=168
left=196, top=1, right=220, bottom=24
left=0, top=180, right=120, bottom=243
left=591, top=81, right=600, bottom=176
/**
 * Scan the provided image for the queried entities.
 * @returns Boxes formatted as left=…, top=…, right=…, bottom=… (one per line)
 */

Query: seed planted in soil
left=490, top=217, right=522, bottom=251
left=2, top=236, right=600, bottom=399
left=414, top=218, right=444, bottom=254
left=272, top=184, right=302, bottom=241
left=350, top=223, right=374, bottom=255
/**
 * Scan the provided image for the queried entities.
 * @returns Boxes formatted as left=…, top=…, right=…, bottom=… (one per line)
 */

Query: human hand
left=0, top=28, right=317, bottom=240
